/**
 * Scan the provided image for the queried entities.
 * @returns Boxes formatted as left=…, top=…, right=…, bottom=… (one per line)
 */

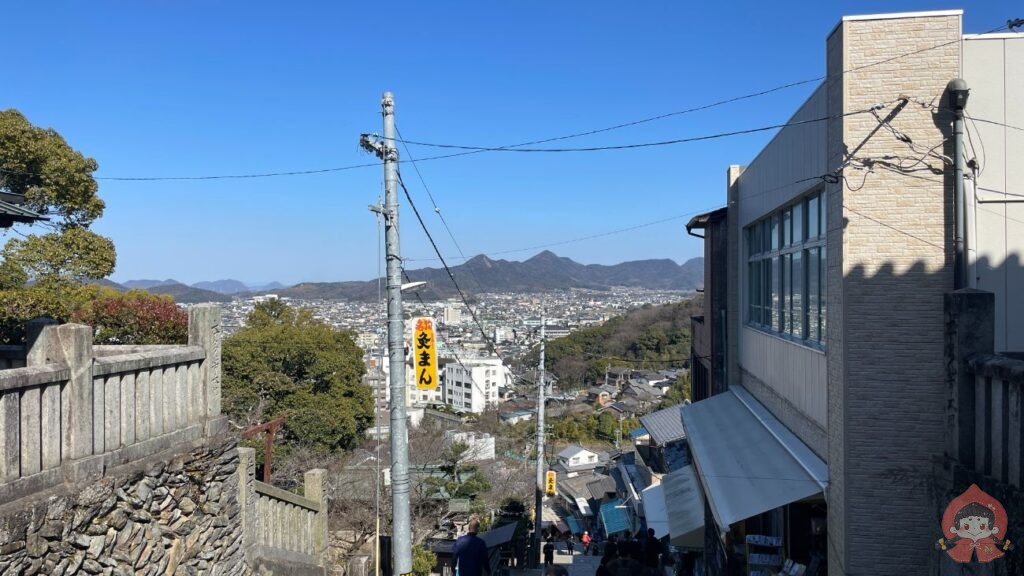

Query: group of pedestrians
left=596, top=529, right=670, bottom=576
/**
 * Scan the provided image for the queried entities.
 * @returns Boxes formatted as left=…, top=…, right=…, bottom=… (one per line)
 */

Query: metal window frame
left=744, top=188, right=827, bottom=350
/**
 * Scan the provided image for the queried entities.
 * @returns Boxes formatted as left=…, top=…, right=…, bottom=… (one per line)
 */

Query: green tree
left=222, top=300, right=373, bottom=453
left=0, top=110, right=115, bottom=283
left=412, top=545, right=436, bottom=576
left=0, top=110, right=119, bottom=341
left=427, top=441, right=491, bottom=500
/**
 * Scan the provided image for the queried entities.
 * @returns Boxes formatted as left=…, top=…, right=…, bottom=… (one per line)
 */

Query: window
left=745, top=190, right=826, bottom=345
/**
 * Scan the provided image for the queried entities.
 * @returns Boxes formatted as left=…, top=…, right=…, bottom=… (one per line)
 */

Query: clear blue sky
left=0, top=1, right=1011, bottom=285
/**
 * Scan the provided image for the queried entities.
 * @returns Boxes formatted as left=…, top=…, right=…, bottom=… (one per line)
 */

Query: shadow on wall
left=832, top=231, right=1022, bottom=576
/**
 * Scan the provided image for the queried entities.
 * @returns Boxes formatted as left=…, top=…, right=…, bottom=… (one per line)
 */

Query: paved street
left=511, top=548, right=601, bottom=576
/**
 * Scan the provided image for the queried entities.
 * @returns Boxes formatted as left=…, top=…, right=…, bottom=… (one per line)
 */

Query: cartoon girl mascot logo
left=937, top=484, right=1012, bottom=563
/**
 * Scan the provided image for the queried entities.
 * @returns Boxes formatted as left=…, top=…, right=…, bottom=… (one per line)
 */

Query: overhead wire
left=0, top=21, right=1013, bottom=182
left=403, top=207, right=720, bottom=263
left=396, top=170, right=502, bottom=359
left=394, top=124, right=487, bottom=291
left=389, top=103, right=894, bottom=154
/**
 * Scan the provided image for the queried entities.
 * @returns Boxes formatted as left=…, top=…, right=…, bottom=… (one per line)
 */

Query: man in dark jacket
left=644, top=528, right=663, bottom=570
left=453, top=519, right=491, bottom=576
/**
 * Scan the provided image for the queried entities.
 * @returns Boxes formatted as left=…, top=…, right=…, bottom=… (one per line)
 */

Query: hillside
left=145, top=282, right=232, bottom=304
left=192, top=279, right=250, bottom=295
left=122, top=279, right=180, bottom=290
left=521, top=297, right=701, bottom=389
left=272, top=251, right=703, bottom=301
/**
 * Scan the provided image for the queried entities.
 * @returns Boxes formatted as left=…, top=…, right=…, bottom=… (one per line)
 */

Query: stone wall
left=0, top=436, right=249, bottom=576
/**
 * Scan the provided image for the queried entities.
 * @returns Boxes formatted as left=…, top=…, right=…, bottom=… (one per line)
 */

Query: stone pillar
left=945, top=289, right=995, bottom=467
left=188, top=305, right=222, bottom=419
left=305, top=468, right=328, bottom=565
left=26, top=321, right=95, bottom=460
left=237, top=447, right=256, bottom=550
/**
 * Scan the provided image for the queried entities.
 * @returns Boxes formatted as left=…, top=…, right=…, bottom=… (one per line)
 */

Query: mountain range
left=272, top=251, right=704, bottom=301
left=105, top=252, right=702, bottom=303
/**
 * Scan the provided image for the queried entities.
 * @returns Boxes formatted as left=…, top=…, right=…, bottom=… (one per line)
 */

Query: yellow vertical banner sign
left=414, top=317, right=438, bottom=390
left=545, top=471, right=557, bottom=496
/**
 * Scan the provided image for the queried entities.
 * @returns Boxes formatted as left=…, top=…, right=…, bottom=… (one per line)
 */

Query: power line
left=977, top=186, right=1024, bottom=200
left=389, top=103, right=894, bottom=153
left=396, top=169, right=502, bottom=358
left=3, top=21, right=1012, bottom=182
left=404, top=207, right=720, bottom=263
left=394, top=124, right=487, bottom=292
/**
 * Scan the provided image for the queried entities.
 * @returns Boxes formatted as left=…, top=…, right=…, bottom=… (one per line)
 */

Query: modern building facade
left=678, top=10, right=1023, bottom=576
left=442, top=356, right=513, bottom=413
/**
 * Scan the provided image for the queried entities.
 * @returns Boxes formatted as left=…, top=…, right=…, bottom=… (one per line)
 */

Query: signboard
left=414, top=317, right=439, bottom=390
left=545, top=470, right=557, bottom=496
left=449, top=498, right=471, bottom=513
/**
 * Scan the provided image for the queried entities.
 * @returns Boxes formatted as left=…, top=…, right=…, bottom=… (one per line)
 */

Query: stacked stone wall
left=0, top=438, right=249, bottom=576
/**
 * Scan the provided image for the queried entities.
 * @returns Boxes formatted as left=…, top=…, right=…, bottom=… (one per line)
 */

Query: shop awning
left=600, top=499, right=631, bottom=536
left=566, top=516, right=581, bottom=535
left=641, top=483, right=669, bottom=538
left=662, top=466, right=704, bottom=549
left=681, top=387, right=827, bottom=530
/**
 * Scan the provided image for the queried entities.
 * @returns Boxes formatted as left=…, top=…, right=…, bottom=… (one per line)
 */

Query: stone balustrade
left=0, top=305, right=223, bottom=505
left=237, top=447, right=328, bottom=574
left=970, top=353, right=1024, bottom=488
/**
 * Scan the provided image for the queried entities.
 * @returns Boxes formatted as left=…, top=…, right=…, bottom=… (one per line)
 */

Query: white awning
left=662, top=465, right=704, bottom=549
left=575, top=497, right=593, bottom=517
left=641, top=483, right=669, bottom=538
left=681, top=387, right=827, bottom=530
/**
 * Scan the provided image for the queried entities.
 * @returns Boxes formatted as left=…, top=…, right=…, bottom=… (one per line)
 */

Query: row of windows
left=747, top=191, right=827, bottom=345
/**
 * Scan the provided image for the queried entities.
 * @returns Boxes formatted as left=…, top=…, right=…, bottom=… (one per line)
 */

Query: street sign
left=414, top=317, right=439, bottom=390
left=545, top=470, right=557, bottom=496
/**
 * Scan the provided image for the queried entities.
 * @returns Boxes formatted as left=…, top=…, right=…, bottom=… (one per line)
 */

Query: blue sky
left=0, top=1, right=1011, bottom=285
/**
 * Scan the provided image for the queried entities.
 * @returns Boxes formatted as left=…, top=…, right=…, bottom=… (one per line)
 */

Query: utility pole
left=533, top=313, right=546, bottom=568
left=361, top=91, right=412, bottom=576
left=615, top=412, right=623, bottom=451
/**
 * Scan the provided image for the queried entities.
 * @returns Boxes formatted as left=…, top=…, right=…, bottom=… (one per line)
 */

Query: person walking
left=644, top=528, right=663, bottom=573
left=581, top=531, right=592, bottom=555
left=603, top=535, right=619, bottom=559
left=566, top=533, right=576, bottom=556
left=453, top=519, right=491, bottom=576
left=543, top=536, right=556, bottom=568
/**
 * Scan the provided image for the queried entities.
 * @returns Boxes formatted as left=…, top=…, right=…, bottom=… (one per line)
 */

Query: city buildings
left=666, top=10, right=1023, bottom=576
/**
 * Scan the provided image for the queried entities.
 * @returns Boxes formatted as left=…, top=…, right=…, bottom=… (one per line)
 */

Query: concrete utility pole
left=361, top=91, right=412, bottom=576
left=533, top=314, right=546, bottom=568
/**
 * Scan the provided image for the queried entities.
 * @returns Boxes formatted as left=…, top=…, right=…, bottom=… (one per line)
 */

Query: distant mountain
left=248, top=281, right=284, bottom=291
left=85, top=278, right=128, bottom=291
left=192, top=279, right=250, bottom=295
left=122, top=279, right=180, bottom=290
left=145, top=282, right=232, bottom=304
left=273, top=251, right=704, bottom=301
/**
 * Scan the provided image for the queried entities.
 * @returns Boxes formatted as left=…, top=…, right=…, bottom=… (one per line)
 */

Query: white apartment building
left=443, top=356, right=513, bottom=413
left=442, top=430, right=496, bottom=461
left=442, top=305, right=462, bottom=326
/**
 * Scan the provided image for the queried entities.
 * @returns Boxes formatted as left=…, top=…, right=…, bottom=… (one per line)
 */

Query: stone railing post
left=26, top=320, right=94, bottom=460
left=188, top=305, right=222, bottom=420
left=238, top=447, right=256, bottom=549
left=945, top=289, right=994, bottom=468
left=305, top=468, right=328, bottom=565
